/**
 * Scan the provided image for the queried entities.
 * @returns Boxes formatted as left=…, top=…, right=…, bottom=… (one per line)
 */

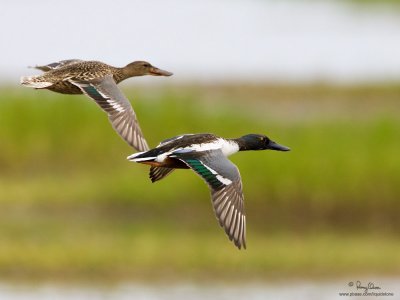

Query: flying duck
left=20, top=59, right=173, bottom=152
left=127, top=133, right=290, bottom=249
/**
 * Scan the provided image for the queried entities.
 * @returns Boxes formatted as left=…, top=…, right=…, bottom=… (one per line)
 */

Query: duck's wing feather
left=149, top=167, right=175, bottom=182
left=171, top=150, right=246, bottom=249
left=157, top=134, right=195, bottom=146
left=148, top=135, right=196, bottom=180
left=70, top=75, right=149, bottom=152
left=33, top=59, right=82, bottom=72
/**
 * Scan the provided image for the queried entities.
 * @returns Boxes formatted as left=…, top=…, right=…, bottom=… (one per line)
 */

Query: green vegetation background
left=0, top=83, right=399, bottom=281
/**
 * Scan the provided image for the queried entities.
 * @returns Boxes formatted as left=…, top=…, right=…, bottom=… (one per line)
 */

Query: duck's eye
left=143, top=64, right=150, bottom=68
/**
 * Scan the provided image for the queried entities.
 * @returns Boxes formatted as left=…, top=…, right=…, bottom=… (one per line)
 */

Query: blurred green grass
left=0, top=84, right=399, bottom=280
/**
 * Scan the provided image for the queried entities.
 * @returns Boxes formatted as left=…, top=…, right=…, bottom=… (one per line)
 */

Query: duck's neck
left=112, top=66, right=141, bottom=83
left=110, top=67, right=126, bottom=83
left=230, top=138, right=250, bottom=151
left=221, top=139, right=241, bottom=156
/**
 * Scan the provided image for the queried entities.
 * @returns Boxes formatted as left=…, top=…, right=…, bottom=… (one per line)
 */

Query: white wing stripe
left=216, top=175, right=232, bottom=185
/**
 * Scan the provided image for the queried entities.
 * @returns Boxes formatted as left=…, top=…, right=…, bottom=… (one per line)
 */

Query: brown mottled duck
left=20, top=59, right=173, bottom=152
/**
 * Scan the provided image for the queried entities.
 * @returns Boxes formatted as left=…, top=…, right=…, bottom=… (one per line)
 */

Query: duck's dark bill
left=268, top=141, right=290, bottom=151
left=150, top=67, right=173, bottom=76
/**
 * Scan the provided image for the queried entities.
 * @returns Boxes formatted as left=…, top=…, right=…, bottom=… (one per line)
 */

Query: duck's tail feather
left=29, top=65, right=51, bottom=72
left=127, top=152, right=156, bottom=162
left=20, top=76, right=53, bottom=88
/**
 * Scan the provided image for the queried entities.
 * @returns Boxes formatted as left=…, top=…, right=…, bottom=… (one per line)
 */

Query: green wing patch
left=82, top=85, right=104, bottom=100
left=185, top=159, right=224, bottom=189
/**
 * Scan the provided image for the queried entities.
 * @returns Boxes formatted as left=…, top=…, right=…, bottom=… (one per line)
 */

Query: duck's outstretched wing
left=172, top=150, right=246, bottom=249
left=32, top=59, right=82, bottom=72
left=70, top=74, right=149, bottom=152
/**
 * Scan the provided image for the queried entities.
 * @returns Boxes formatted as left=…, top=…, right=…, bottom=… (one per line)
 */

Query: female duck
left=20, top=59, right=173, bottom=152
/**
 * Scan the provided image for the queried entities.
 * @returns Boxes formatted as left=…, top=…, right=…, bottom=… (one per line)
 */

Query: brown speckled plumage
left=20, top=59, right=173, bottom=151
left=23, top=60, right=172, bottom=94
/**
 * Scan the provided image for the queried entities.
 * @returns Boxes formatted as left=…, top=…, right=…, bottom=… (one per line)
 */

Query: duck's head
left=124, top=61, right=173, bottom=77
left=237, top=134, right=290, bottom=151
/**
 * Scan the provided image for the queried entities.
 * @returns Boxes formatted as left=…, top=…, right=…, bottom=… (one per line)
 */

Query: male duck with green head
left=128, top=133, right=290, bottom=249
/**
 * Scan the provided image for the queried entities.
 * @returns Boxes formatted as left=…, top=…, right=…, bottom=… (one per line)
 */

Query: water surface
left=1, top=279, right=399, bottom=300
left=2, top=0, right=400, bottom=83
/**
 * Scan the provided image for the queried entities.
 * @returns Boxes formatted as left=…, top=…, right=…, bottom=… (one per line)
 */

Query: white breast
left=219, top=139, right=239, bottom=157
